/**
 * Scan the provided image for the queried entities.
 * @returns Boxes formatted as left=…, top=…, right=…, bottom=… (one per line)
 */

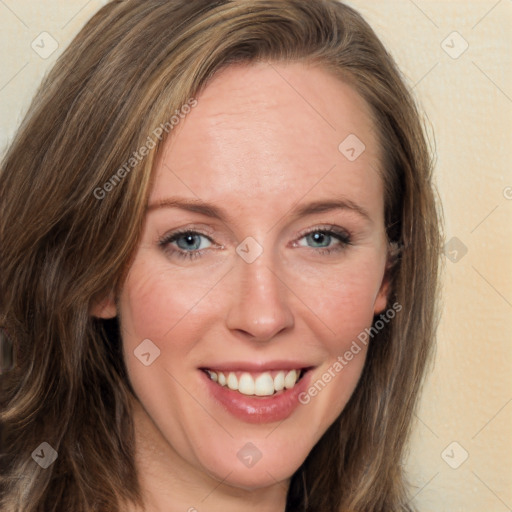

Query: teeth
left=254, top=372, right=274, bottom=396
left=284, top=370, right=297, bottom=389
left=205, top=369, right=302, bottom=396
left=273, top=371, right=285, bottom=392
left=238, top=373, right=255, bottom=395
left=206, top=370, right=218, bottom=382
left=227, top=372, right=238, bottom=391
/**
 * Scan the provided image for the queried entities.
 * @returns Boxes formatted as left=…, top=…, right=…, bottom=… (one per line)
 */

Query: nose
left=224, top=249, right=294, bottom=342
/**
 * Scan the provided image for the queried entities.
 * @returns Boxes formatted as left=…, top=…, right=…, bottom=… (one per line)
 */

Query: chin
left=194, top=435, right=310, bottom=491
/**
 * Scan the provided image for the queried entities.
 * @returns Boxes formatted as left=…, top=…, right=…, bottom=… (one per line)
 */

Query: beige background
left=1, top=1, right=511, bottom=510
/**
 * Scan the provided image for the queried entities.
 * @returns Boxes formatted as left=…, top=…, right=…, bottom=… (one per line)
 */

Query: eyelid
left=159, top=223, right=351, bottom=245
left=158, top=224, right=217, bottom=242
left=293, top=224, right=352, bottom=245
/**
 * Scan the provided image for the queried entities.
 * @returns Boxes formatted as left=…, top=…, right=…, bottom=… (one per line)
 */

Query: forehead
left=151, top=61, right=383, bottom=222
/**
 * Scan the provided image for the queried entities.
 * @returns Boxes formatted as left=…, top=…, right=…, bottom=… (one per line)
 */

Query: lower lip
left=200, top=369, right=313, bottom=424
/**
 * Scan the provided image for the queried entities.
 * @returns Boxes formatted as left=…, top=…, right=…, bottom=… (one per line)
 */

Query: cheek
left=118, top=255, right=222, bottom=428
left=289, top=255, right=385, bottom=352
left=119, top=252, right=223, bottom=346
left=290, top=266, right=381, bottom=430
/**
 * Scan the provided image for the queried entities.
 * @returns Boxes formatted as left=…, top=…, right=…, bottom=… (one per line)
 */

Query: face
left=95, top=61, right=391, bottom=491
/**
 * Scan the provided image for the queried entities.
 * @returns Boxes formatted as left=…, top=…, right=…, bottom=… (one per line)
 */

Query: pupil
left=179, top=234, right=199, bottom=250
left=312, top=232, right=328, bottom=246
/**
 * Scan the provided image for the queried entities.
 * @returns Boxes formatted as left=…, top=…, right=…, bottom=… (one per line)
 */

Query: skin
left=93, top=61, right=391, bottom=512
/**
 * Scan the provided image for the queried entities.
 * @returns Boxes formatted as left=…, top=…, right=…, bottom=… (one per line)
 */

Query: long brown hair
left=0, top=1, right=442, bottom=510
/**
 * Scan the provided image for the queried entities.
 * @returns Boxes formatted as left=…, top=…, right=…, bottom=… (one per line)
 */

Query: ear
left=373, top=241, right=401, bottom=315
left=373, top=273, right=391, bottom=315
left=89, top=289, right=117, bottom=319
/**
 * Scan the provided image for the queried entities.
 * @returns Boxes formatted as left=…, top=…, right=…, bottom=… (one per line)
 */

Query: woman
left=0, top=0, right=442, bottom=510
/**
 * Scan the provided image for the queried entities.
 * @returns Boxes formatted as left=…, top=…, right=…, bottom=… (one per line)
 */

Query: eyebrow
left=147, top=197, right=372, bottom=223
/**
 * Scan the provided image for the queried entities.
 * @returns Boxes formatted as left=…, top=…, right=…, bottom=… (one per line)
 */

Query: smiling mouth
left=201, top=368, right=310, bottom=397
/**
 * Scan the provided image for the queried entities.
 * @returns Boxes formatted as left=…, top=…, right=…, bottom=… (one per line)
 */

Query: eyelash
left=158, top=226, right=352, bottom=261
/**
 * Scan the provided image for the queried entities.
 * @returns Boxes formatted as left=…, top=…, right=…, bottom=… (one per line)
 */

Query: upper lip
left=200, top=360, right=316, bottom=372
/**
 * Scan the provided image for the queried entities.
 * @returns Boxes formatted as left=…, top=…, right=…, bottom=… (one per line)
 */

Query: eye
left=158, top=225, right=352, bottom=261
left=158, top=230, right=214, bottom=260
left=296, top=226, right=351, bottom=255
